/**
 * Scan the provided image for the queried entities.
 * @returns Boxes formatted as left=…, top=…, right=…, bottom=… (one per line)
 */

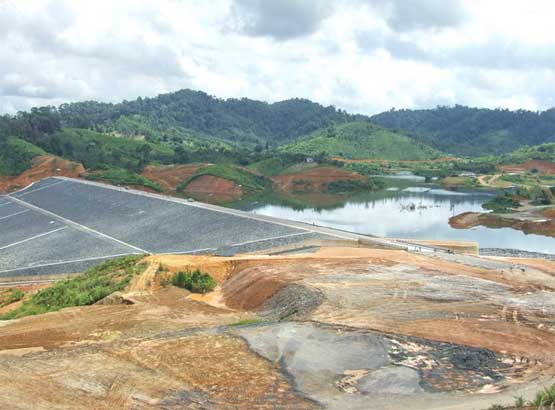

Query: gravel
left=480, top=248, right=555, bottom=260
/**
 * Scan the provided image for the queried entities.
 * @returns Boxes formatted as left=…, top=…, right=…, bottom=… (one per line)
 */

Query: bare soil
left=1, top=248, right=555, bottom=409
left=141, top=164, right=204, bottom=193
left=450, top=211, right=555, bottom=238
left=272, top=166, right=364, bottom=193
left=498, top=160, right=555, bottom=174
left=0, top=156, right=84, bottom=193
left=183, top=175, right=244, bottom=203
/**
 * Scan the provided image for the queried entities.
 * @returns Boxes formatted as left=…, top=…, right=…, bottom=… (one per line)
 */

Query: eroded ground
left=1, top=247, right=554, bottom=409
left=0, top=155, right=84, bottom=193
left=450, top=208, right=555, bottom=238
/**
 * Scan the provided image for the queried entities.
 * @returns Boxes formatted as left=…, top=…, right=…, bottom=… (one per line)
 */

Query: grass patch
left=531, top=384, right=555, bottom=407
left=248, top=157, right=301, bottom=176
left=0, top=137, right=46, bottom=176
left=177, top=164, right=269, bottom=194
left=171, top=269, right=217, bottom=294
left=482, top=194, right=521, bottom=213
left=229, top=318, right=266, bottom=327
left=85, top=167, right=162, bottom=192
left=280, top=121, right=441, bottom=160
left=1, top=255, right=146, bottom=320
left=0, top=289, right=25, bottom=307
left=483, top=384, right=555, bottom=409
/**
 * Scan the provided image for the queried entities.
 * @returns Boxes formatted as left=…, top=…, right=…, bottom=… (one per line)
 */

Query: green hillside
left=501, top=143, right=555, bottom=163
left=0, top=137, right=46, bottom=176
left=58, top=89, right=361, bottom=145
left=279, top=122, right=441, bottom=160
left=371, top=105, right=555, bottom=156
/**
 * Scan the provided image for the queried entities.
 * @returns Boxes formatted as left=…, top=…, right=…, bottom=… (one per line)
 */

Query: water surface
left=246, top=184, right=555, bottom=254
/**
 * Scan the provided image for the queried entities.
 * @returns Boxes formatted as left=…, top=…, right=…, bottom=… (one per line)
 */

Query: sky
left=1, top=0, right=555, bottom=115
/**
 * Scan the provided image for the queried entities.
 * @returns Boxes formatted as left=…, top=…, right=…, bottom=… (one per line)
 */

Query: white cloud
left=1, top=0, right=555, bottom=114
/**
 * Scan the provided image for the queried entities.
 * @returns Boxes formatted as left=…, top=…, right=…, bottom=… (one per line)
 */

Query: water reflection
left=248, top=188, right=555, bottom=253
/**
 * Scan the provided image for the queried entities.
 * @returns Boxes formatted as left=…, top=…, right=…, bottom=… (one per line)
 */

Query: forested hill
left=58, top=89, right=362, bottom=145
left=371, top=105, right=555, bottom=156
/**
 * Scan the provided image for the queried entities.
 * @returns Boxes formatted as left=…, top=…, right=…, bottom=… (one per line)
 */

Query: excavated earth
left=272, top=166, right=364, bottom=193
left=450, top=210, right=555, bottom=238
left=141, top=164, right=204, bottom=193
left=498, top=160, right=555, bottom=174
left=0, top=156, right=84, bottom=193
left=1, top=247, right=554, bottom=409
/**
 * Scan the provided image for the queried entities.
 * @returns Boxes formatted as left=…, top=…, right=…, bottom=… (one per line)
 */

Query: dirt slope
left=141, top=164, right=203, bottom=192
left=1, top=248, right=554, bottom=409
left=0, top=156, right=84, bottom=193
left=184, top=175, right=243, bottom=203
left=498, top=160, right=555, bottom=174
left=450, top=211, right=555, bottom=238
left=272, top=166, right=364, bottom=193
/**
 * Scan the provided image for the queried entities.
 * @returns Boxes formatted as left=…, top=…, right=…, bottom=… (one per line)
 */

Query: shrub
left=1, top=289, right=25, bottom=307
left=482, top=194, right=520, bottom=213
left=171, top=269, right=217, bottom=294
left=531, top=384, right=555, bottom=407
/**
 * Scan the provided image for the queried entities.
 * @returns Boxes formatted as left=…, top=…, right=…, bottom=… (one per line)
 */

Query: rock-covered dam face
left=0, top=177, right=338, bottom=279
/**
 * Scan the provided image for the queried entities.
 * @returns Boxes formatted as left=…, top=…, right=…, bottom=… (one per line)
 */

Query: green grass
left=0, top=289, right=25, bottom=307
left=248, top=157, right=301, bottom=176
left=170, top=269, right=217, bottom=294
left=85, top=168, right=162, bottom=192
left=0, top=137, right=46, bottom=176
left=482, top=195, right=521, bottom=213
left=229, top=318, right=266, bottom=327
left=1, top=255, right=146, bottom=320
left=44, top=128, right=175, bottom=171
left=531, top=384, right=555, bottom=407
left=177, top=164, right=269, bottom=193
left=279, top=121, right=441, bottom=160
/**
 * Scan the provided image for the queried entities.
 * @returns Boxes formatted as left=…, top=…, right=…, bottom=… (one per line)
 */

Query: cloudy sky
left=1, top=0, right=555, bottom=115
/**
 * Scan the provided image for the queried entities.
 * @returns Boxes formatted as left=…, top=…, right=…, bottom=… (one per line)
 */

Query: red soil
left=0, top=156, right=85, bottom=193
left=141, top=164, right=204, bottom=192
left=184, top=175, right=243, bottom=203
left=272, top=166, right=364, bottom=193
left=498, top=160, right=555, bottom=174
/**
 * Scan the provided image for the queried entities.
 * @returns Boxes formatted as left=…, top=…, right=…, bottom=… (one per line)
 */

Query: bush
left=531, top=384, right=555, bottom=407
left=482, top=194, right=520, bottom=213
left=171, top=269, right=217, bottom=294
left=326, top=178, right=385, bottom=194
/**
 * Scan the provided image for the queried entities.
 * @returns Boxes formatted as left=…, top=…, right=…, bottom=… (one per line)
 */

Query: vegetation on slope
left=40, top=128, right=175, bottom=171
left=280, top=122, right=441, bottom=160
left=247, top=154, right=306, bottom=176
left=177, top=164, right=270, bottom=194
left=0, top=137, right=46, bottom=176
left=0, top=289, right=25, bottom=307
left=482, top=195, right=521, bottom=213
left=1, top=256, right=146, bottom=320
left=57, top=89, right=360, bottom=145
left=371, top=105, right=555, bottom=156
left=170, top=269, right=217, bottom=294
left=85, top=168, right=163, bottom=192
left=500, top=143, right=555, bottom=163
left=325, top=178, right=386, bottom=194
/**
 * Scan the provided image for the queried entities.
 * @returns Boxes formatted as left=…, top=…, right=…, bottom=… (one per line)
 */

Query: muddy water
left=245, top=184, right=555, bottom=254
